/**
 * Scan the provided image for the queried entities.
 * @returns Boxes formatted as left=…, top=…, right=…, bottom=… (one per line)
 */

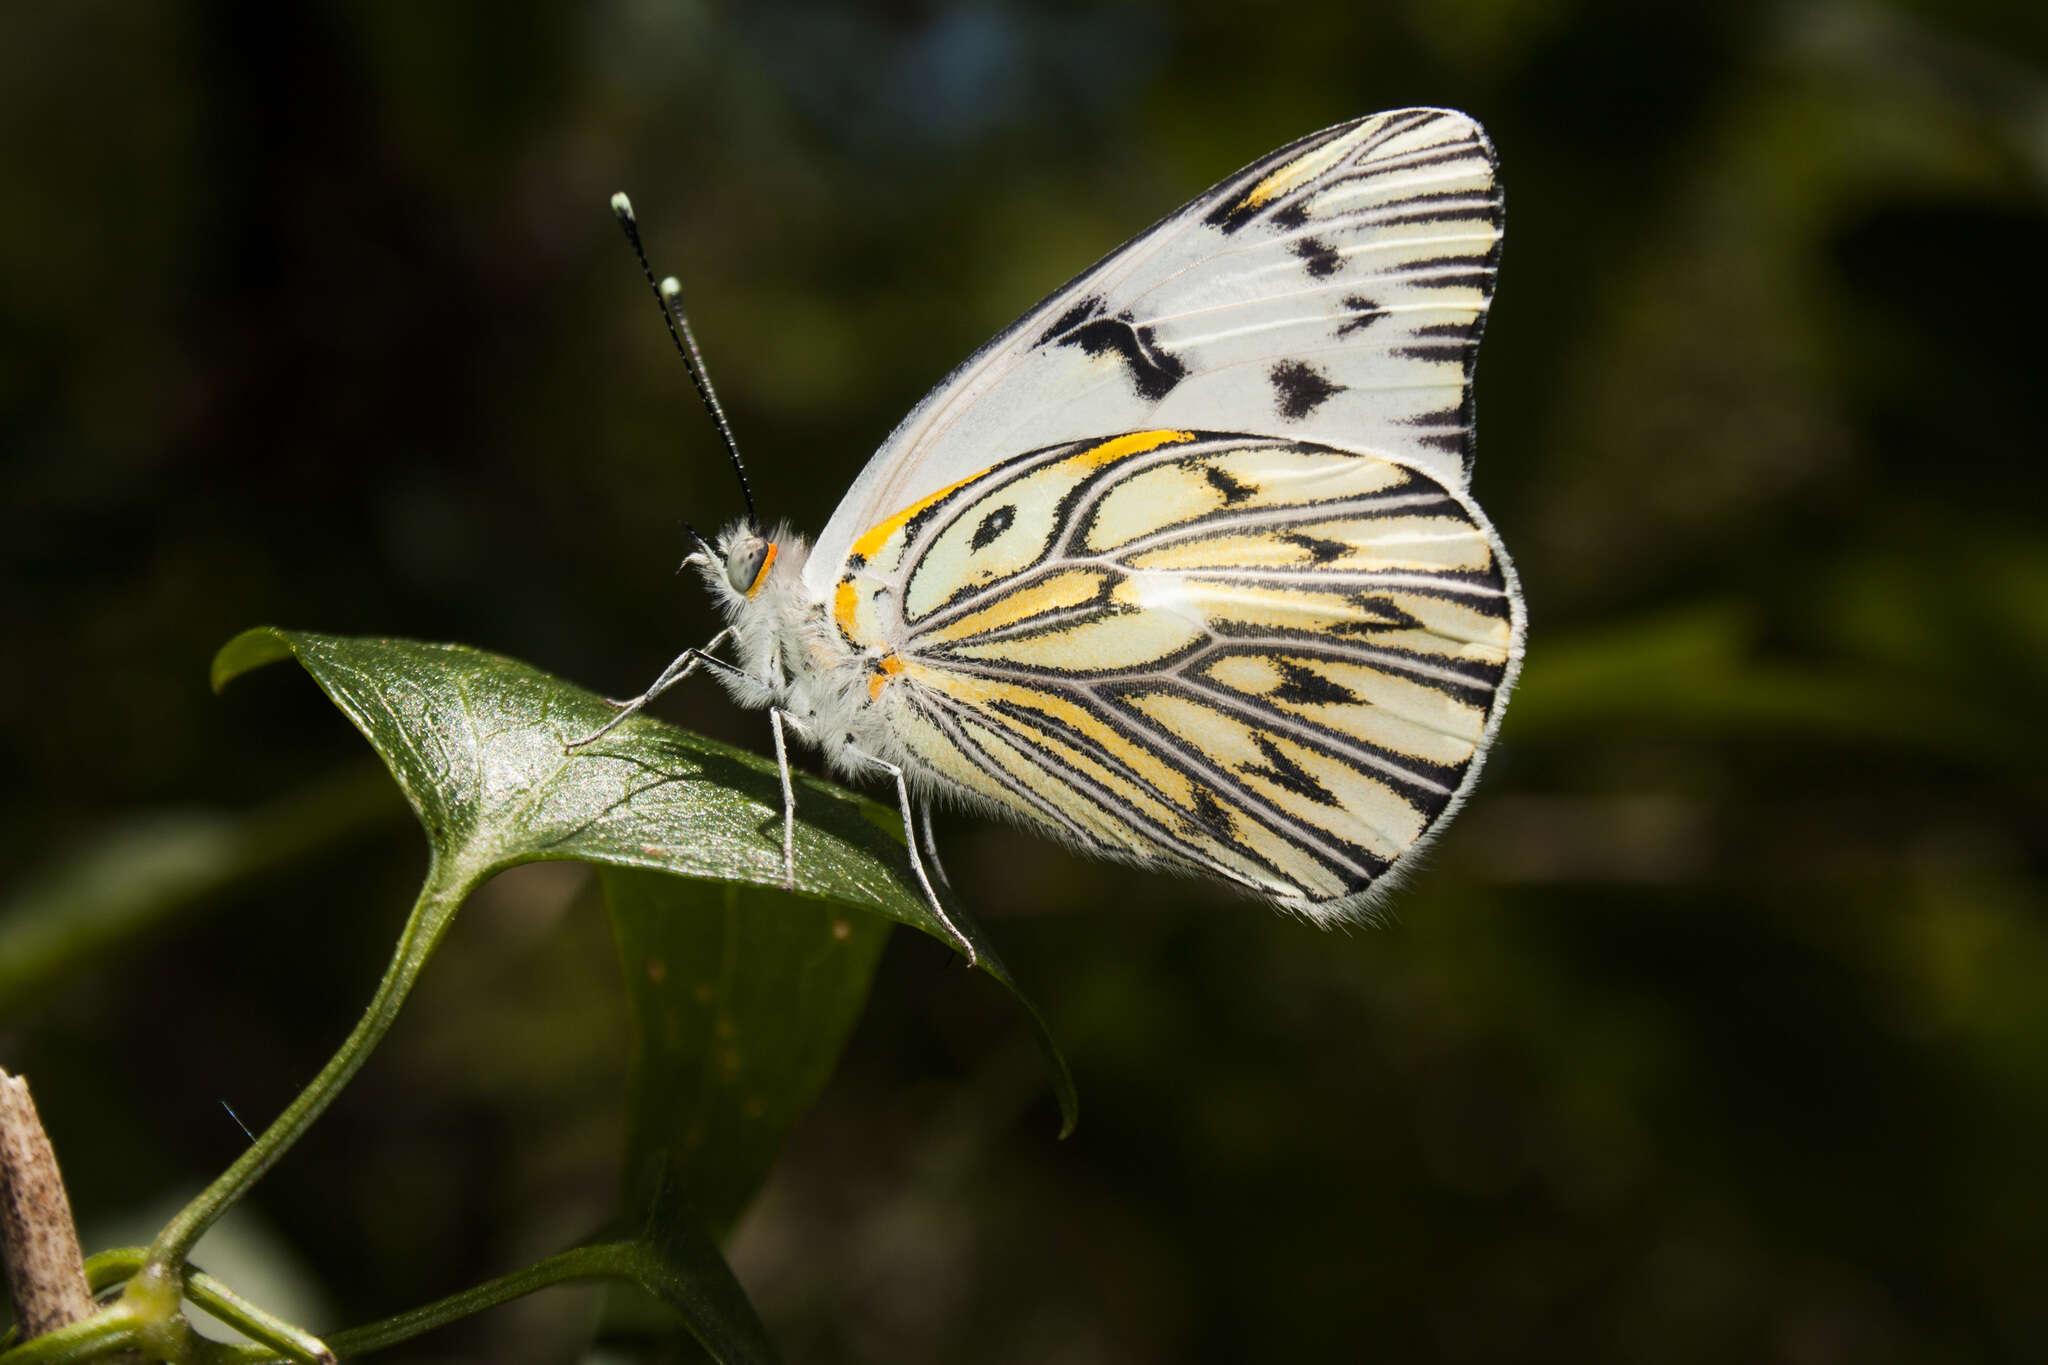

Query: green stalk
left=81, top=1247, right=145, bottom=1294
left=210, top=1243, right=642, bottom=1362
left=182, top=1271, right=332, bottom=1364
left=0, top=1309, right=140, bottom=1365
left=145, top=862, right=475, bottom=1270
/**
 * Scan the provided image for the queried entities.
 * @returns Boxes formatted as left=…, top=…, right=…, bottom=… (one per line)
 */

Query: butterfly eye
left=725, top=537, right=775, bottom=595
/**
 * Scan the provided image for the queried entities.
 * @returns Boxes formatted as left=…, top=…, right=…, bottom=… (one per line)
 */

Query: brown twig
left=0, top=1070, right=93, bottom=1338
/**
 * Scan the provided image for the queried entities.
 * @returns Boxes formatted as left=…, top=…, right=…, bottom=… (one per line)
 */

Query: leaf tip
left=210, top=627, right=297, bottom=695
left=1052, top=1073, right=1080, bottom=1139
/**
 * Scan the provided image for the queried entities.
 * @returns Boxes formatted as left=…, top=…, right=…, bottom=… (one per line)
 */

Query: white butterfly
left=592, top=109, right=1524, bottom=959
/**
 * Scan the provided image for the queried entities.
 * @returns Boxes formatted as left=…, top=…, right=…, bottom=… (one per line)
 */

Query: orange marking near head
left=1070, top=429, right=1196, bottom=468
left=745, top=541, right=778, bottom=596
left=867, top=652, right=904, bottom=700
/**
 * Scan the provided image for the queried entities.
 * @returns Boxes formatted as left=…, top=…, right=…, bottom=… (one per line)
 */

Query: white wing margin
left=806, top=109, right=1502, bottom=594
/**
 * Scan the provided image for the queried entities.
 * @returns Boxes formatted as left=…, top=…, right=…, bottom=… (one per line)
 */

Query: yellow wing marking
left=888, top=693, right=1147, bottom=856
left=1122, top=689, right=1426, bottom=864
left=1231, top=123, right=1370, bottom=216
left=1081, top=446, right=1411, bottom=554
left=892, top=704, right=1051, bottom=816
left=1124, top=515, right=1496, bottom=575
left=1199, top=654, right=1486, bottom=764
left=844, top=436, right=1189, bottom=639
left=915, top=568, right=1110, bottom=649
left=832, top=578, right=861, bottom=636
left=943, top=579, right=1204, bottom=671
left=956, top=713, right=1156, bottom=855
left=1067, top=429, right=1196, bottom=468
left=891, top=670, right=1308, bottom=896
left=849, top=469, right=988, bottom=563
left=1177, top=579, right=1513, bottom=655
left=899, top=432, right=1191, bottom=623
left=947, top=675, right=1205, bottom=816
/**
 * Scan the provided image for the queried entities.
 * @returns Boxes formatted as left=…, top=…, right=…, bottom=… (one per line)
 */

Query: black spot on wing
left=1209, top=632, right=1506, bottom=710
left=1189, top=784, right=1235, bottom=838
left=1335, top=295, right=1384, bottom=338
left=1395, top=319, right=1481, bottom=366
left=1404, top=404, right=1469, bottom=455
left=1272, top=660, right=1361, bottom=707
left=1035, top=294, right=1106, bottom=347
left=1205, top=186, right=1268, bottom=235
left=1201, top=121, right=1355, bottom=235
left=1201, top=462, right=1255, bottom=505
left=1291, top=236, right=1342, bottom=279
left=1241, top=733, right=1343, bottom=808
left=970, top=504, right=1016, bottom=552
left=1396, top=255, right=1496, bottom=292
left=1361, top=140, right=1487, bottom=177
left=1284, top=529, right=1350, bottom=564
left=1340, top=595, right=1427, bottom=633
left=1396, top=345, right=1473, bottom=365
left=1269, top=359, right=1346, bottom=420
left=1364, top=188, right=1503, bottom=228
left=1062, top=311, right=1189, bottom=402
left=1271, top=200, right=1311, bottom=230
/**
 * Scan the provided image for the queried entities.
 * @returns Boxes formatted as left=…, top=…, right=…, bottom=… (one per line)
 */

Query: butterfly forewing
left=835, top=430, right=1520, bottom=918
left=805, top=108, right=1502, bottom=594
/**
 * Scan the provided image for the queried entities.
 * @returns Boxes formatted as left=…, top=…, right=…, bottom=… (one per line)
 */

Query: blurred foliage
left=2, top=0, right=2044, bottom=1362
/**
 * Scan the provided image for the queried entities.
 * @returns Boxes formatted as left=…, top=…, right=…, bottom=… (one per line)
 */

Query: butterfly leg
left=565, top=628, right=735, bottom=748
left=612, top=625, right=736, bottom=708
left=917, top=802, right=954, bottom=893
left=849, top=748, right=975, bottom=965
left=768, top=707, right=798, bottom=891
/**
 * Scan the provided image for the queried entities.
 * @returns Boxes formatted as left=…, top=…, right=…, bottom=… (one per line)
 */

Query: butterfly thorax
left=699, top=520, right=898, bottom=779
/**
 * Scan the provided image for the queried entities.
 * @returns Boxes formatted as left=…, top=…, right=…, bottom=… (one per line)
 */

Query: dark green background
left=4, top=2, right=2045, bottom=1361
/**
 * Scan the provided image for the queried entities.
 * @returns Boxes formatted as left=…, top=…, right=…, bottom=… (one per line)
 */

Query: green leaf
left=615, top=1165, right=789, bottom=1362
left=605, top=869, right=890, bottom=1236
left=126, top=627, right=1077, bottom=1362
left=211, top=627, right=1075, bottom=1126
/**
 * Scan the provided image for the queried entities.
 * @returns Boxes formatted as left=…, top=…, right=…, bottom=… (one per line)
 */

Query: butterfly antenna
left=679, top=520, right=716, bottom=571
left=610, top=192, right=760, bottom=527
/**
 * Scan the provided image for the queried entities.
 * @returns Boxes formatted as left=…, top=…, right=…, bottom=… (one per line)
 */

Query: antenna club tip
left=658, top=276, right=682, bottom=299
left=610, top=191, right=635, bottom=222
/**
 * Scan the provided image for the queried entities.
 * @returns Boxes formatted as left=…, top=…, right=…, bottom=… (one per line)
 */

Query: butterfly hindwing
left=805, top=109, right=1502, bottom=596
left=832, top=430, right=1521, bottom=917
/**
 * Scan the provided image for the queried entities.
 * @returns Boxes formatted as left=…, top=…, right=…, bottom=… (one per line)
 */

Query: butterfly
left=589, top=108, right=1524, bottom=960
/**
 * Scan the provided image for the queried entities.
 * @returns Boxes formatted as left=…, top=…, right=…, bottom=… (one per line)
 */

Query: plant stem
left=182, top=1271, right=332, bottom=1364
left=0, top=1306, right=138, bottom=1365
left=145, top=861, right=475, bottom=1271
left=79, top=1247, right=144, bottom=1295
left=211, top=1243, right=639, bottom=1362
left=0, top=1073, right=92, bottom=1340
